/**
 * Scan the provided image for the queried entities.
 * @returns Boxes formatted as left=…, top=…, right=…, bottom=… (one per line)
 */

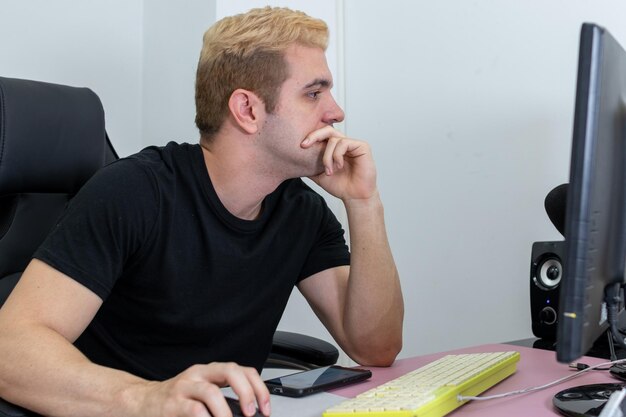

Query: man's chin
left=292, top=147, right=324, bottom=178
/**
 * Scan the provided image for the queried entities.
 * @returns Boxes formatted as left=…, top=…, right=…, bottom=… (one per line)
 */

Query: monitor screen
left=556, top=23, right=626, bottom=364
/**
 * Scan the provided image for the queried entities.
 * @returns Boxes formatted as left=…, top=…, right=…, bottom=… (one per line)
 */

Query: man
left=0, top=7, right=403, bottom=417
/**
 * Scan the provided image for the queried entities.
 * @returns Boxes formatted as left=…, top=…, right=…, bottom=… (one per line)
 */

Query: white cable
left=458, top=358, right=626, bottom=402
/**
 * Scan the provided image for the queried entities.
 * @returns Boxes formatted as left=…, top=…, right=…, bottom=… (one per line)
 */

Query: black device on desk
left=550, top=22, right=626, bottom=417
left=555, top=22, right=626, bottom=365
left=264, top=365, right=372, bottom=397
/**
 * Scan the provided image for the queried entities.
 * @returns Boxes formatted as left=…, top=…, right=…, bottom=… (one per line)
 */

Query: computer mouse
left=224, top=396, right=264, bottom=417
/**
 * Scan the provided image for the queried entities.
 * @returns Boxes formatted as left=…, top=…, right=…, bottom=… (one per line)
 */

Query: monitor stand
left=552, top=327, right=626, bottom=416
left=553, top=383, right=626, bottom=417
left=527, top=331, right=626, bottom=361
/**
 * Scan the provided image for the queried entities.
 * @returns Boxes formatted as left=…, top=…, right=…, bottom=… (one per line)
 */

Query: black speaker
left=530, top=241, right=565, bottom=340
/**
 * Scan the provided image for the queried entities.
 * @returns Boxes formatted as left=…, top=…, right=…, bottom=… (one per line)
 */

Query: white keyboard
left=323, top=351, right=520, bottom=417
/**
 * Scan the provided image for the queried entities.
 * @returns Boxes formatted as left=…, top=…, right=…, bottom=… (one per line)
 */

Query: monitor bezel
left=556, top=22, right=626, bottom=363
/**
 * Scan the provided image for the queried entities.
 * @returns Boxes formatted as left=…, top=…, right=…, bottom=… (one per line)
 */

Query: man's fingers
left=225, top=366, right=270, bottom=416
left=186, top=383, right=226, bottom=417
left=243, top=367, right=271, bottom=416
left=178, top=363, right=270, bottom=416
left=301, top=125, right=346, bottom=148
left=160, top=380, right=221, bottom=417
left=323, top=137, right=341, bottom=175
left=333, top=139, right=352, bottom=170
left=323, top=138, right=369, bottom=175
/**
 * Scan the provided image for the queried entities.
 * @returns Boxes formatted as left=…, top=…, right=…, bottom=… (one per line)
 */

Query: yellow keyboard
left=323, top=351, right=520, bottom=417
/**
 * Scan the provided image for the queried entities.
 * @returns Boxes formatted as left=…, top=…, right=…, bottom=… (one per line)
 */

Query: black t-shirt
left=34, top=142, right=350, bottom=380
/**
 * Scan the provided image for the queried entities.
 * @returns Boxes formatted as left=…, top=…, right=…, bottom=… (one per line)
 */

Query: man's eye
left=308, top=91, right=320, bottom=100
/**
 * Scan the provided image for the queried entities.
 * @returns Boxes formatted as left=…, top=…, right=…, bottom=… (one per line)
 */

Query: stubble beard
left=261, top=117, right=326, bottom=179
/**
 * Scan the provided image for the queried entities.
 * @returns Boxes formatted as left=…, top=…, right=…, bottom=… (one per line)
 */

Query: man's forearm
left=0, top=326, right=145, bottom=417
left=342, top=192, right=404, bottom=365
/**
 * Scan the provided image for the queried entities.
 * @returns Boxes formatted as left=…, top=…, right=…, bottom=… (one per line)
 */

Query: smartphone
left=264, top=365, right=372, bottom=397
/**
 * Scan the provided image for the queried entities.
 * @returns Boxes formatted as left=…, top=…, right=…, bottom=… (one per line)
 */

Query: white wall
left=4, top=0, right=626, bottom=364
left=142, top=0, right=214, bottom=148
left=342, top=0, right=626, bottom=358
left=0, top=0, right=144, bottom=156
left=0, top=0, right=214, bottom=156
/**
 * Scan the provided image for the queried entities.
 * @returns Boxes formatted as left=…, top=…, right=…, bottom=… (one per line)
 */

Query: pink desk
left=328, top=343, right=618, bottom=416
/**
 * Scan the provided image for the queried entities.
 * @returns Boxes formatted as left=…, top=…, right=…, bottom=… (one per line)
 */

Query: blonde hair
left=195, top=7, right=329, bottom=141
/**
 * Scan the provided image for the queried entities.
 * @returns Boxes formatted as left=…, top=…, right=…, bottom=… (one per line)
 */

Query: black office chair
left=0, top=76, right=336, bottom=416
left=0, top=76, right=118, bottom=305
left=0, top=76, right=119, bottom=417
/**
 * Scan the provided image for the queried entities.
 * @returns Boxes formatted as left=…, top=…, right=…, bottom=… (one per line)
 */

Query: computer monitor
left=556, top=23, right=626, bottom=364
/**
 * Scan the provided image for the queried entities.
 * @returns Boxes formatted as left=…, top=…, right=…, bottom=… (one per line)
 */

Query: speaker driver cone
left=537, top=257, right=562, bottom=289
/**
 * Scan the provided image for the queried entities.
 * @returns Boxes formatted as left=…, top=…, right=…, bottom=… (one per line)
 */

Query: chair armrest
left=266, top=331, right=339, bottom=370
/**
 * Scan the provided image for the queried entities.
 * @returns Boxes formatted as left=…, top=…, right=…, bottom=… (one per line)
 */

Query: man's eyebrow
left=303, top=78, right=333, bottom=89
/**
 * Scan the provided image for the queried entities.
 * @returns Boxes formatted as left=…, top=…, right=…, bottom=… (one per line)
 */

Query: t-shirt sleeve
left=298, top=200, right=351, bottom=282
left=33, top=159, right=159, bottom=300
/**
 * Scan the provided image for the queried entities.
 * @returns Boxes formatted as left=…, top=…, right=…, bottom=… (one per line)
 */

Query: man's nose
left=324, top=96, right=345, bottom=125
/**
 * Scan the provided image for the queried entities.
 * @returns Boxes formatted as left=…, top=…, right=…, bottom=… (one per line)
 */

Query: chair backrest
left=0, top=76, right=117, bottom=304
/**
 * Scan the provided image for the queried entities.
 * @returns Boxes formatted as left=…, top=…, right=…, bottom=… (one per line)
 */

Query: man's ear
left=227, top=89, right=265, bottom=134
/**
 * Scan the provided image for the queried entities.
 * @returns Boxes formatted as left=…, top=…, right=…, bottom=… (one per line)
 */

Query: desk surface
left=264, top=343, right=620, bottom=417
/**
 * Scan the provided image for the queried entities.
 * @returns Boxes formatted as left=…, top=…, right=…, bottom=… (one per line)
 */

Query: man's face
left=257, top=44, right=345, bottom=178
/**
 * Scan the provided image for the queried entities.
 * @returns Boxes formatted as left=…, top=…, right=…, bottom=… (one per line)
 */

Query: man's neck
left=200, top=141, right=284, bottom=221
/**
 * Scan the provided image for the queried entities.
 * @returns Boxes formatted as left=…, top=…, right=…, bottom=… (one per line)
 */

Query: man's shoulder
left=106, top=141, right=200, bottom=180
left=127, top=141, right=198, bottom=167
